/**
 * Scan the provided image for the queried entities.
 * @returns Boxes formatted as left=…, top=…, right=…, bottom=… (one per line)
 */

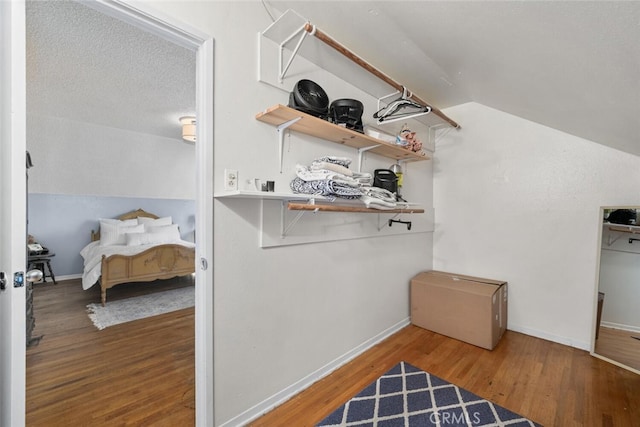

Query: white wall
left=144, top=2, right=434, bottom=425
left=27, top=113, right=195, bottom=199
left=433, top=102, right=640, bottom=350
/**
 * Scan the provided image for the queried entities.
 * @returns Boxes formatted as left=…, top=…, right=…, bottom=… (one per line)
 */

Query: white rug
left=87, top=286, right=195, bottom=330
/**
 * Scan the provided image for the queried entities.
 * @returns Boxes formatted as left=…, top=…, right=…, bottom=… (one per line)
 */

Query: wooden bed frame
left=91, top=209, right=196, bottom=306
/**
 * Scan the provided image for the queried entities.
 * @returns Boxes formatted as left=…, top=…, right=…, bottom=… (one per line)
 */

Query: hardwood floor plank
left=26, top=278, right=195, bottom=426
left=594, top=326, right=640, bottom=371
left=29, top=278, right=640, bottom=426
left=249, top=325, right=640, bottom=426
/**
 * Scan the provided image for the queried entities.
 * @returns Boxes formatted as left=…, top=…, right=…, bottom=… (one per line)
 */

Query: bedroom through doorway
left=24, top=0, right=202, bottom=422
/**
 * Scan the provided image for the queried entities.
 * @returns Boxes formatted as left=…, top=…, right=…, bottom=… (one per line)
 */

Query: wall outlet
left=224, top=169, right=238, bottom=191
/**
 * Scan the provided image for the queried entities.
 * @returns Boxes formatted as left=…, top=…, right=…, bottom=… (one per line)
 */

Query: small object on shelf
left=605, top=209, right=637, bottom=225
left=396, top=124, right=423, bottom=154
left=389, top=162, right=406, bottom=202
left=373, top=169, right=398, bottom=194
left=329, top=98, right=364, bottom=133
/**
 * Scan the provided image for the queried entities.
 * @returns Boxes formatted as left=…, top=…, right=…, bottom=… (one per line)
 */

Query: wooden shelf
left=288, top=202, right=424, bottom=214
left=214, top=190, right=322, bottom=201
left=260, top=9, right=459, bottom=132
left=255, top=104, right=430, bottom=163
left=606, top=224, right=640, bottom=234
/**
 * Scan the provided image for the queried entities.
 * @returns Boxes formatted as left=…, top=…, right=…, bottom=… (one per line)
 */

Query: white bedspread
left=80, top=240, right=196, bottom=290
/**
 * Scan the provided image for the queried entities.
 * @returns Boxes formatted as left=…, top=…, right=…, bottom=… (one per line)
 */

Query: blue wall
left=28, top=193, right=195, bottom=277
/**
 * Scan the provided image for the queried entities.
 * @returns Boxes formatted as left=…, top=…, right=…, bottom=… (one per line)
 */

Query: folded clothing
left=295, top=164, right=359, bottom=187
left=310, top=161, right=353, bottom=176
left=290, top=177, right=363, bottom=199
left=361, top=195, right=398, bottom=209
left=314, top=156, right=352, bottom=167
left=361, top=186, right=397, bottom=203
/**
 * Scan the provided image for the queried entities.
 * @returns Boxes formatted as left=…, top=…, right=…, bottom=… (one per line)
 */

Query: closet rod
left=303, top=23, right=460, bottom=130
left=288, top=202, right=424, bottom=214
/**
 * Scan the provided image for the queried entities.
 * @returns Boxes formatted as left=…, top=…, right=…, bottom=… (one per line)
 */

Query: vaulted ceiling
left=270, top=1, right=640, bottom=156
left=26, top=1, right=640, bottom=157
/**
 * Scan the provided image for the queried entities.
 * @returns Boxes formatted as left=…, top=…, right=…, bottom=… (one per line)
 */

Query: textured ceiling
left=270, top=1, right=640, bottom=157
left=26, top=0, right=196, bottom=140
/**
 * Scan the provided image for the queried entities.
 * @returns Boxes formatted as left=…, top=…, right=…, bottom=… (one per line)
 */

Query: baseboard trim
left=601, top=321, right=640, bottom=334
left=53, top=273, right=82, bottom=282
left=219, top=317, right=411, bottom=427
left=508, top=323, right=591, bottom=351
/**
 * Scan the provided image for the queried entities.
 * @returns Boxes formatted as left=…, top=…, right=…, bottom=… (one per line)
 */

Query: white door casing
left=0, top=1, right=27, bottom=426
left=1, top=1, right=215, bottom=425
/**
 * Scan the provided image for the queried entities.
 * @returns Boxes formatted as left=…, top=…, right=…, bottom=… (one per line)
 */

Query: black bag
left=606, top=209, right=637, bottom=225
left=373, top=169, right=398, bottom=194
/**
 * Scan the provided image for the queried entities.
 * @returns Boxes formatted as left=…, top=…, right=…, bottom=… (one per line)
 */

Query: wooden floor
left=27, top=281, right=640, bottom=426
left=594, top=326, right=640, bottom=372
left=250, top=325, right=640, bottom=427
left=26, top=277, right=195, bottom=426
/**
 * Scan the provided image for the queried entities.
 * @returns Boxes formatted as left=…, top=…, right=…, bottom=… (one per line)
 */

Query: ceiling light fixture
left=179, top=116, right=196, bottom=143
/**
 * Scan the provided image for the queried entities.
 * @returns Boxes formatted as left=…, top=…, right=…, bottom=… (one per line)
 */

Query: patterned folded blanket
left=290, top=177, right=363, bottom=199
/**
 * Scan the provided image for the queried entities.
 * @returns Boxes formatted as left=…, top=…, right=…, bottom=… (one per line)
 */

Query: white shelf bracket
left=429, top=123, right=452, bottom=149
left=279, top=23, right=313, bottom=82
left=277, top=116, right=302, bottom=173
left=281, top=198, right=318, bottom=238
left=607, top=229, right=623, bottom=246
left=357, top=145, right=381, bottom=173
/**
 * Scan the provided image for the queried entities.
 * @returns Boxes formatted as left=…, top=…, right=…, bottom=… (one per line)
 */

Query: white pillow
left=99, top=218, right=138, bottom=226
left=148, top=224, right=181, bottom=241
left=125, top=228, right=180, bottom=246
left=137, top=216, right=172, bottom=231
left=100, top=222, right=144, bottom=246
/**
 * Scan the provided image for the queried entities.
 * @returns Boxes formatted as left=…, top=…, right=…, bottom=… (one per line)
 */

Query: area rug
left=317, top=361, right=541, bottom=427
left=86, top=286, right=195, bottom=330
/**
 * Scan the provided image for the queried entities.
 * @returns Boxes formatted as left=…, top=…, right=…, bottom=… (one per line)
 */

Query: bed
left=80, top=208, right=196, bottom=306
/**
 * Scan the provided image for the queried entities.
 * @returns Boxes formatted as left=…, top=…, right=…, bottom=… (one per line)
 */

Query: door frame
left=1, top=1, right=28, bottom=425
left=1, top=1, right=215, bottom=425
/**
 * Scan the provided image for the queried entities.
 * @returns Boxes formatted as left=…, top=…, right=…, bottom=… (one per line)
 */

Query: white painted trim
left=220, top=318, right=411, bottom=427
left=508, top=323, right=591, bottom=351
left=590, top=352, right=640, bottom=375
left=194, top=36, right=216, bottom=427
left=600, top=321, right=640, bottom=334
left=50, top=274, right=82, bottom=282
left=88, top=0, right=208, bottom=50
left=1, top=1, right=28, bottom=424
left=74, top=2, right=216, bottom=426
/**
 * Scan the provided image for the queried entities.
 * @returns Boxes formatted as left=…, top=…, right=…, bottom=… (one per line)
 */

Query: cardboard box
left=410, top=270, right=508, bottom=350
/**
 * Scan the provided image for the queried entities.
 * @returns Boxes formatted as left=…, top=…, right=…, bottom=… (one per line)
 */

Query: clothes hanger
left=373, top=86, right=432, bottom=123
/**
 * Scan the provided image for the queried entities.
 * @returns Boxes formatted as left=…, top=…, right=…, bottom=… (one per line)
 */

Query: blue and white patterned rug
left=317, top=361, right=540, bottom=427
